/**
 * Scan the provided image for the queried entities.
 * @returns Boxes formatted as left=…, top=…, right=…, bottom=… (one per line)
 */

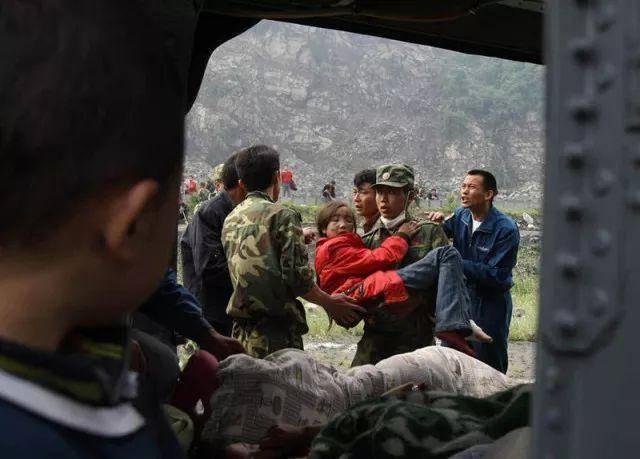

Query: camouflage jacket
left=361, top=213, right=448, bottom=334
left=222, top=191, right=314, bottom=331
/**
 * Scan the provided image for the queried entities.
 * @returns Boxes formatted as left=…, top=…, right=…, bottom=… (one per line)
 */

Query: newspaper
left=203, top=347, right=511, bottom=444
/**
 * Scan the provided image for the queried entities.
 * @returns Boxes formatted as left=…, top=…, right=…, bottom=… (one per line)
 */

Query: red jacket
left=315, top=232, right=408, bottom=295
left=281, top=170, right=293, bottom=184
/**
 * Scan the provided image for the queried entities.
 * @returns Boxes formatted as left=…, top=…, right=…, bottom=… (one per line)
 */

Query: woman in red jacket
left=314, top=201, right=490, bottom=356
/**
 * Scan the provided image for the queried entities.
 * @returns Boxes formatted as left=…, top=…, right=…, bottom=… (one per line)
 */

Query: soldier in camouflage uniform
left=351, top=164, right=449, bottom=366
left=212, top=163, right=225, bottom=193
left=222, top=145, right=365, bottom=358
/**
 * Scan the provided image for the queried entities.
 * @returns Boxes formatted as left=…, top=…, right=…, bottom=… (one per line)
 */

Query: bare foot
left=466, top=320, right=493, bottom=343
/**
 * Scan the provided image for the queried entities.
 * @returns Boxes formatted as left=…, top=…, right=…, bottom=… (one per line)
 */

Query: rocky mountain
left=185, top=20, right=544, bottom=204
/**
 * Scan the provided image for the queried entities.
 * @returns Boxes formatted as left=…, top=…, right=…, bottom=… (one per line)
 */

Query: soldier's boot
left=342, top=271, right=410, bottom=310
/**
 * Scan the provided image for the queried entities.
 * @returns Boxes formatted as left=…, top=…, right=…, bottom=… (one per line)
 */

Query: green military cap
left=372, top=164, right=415, bottom=189
left=212, top=163, right=225, bottom=182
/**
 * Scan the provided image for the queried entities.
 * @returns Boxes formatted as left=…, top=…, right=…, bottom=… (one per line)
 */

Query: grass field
left=508, top=245, right=539, bottom=341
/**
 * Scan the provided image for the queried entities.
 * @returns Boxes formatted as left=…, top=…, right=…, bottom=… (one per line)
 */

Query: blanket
left=202, top=346, right=512, bottom=444
left=310, top=384, right=532, bottom=458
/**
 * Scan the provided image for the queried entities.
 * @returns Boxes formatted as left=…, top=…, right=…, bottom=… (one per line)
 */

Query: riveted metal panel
left=534, top=1, right=640, bottom=457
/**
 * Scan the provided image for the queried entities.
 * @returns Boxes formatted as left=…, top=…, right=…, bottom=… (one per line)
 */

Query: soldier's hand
left=398, top=221, right=421, bottom=238
left=426, top=211, right=445, bottom=223
left=198, top=329, right=246, bottom=360
left=323, top=294, right=366, bottom=325
left=339, top=315, right=363, bottom=329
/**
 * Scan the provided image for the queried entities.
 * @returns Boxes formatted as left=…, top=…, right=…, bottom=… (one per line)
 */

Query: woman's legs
left=396, top=246, right=491, bottom=356
left=396, top=246, right=471, bottom=333
left=344, top=246, right=490, bottom=356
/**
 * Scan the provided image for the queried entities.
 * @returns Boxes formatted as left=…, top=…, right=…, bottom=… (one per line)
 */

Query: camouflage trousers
left=351, top=301, right=435, bottom=366
left=232, top=319, right=304, bottom=359
left=351, top=330, right=435, bottom=366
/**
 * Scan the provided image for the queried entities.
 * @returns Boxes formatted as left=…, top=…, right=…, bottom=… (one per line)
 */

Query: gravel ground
left=303, top=335, right=536, bottom=384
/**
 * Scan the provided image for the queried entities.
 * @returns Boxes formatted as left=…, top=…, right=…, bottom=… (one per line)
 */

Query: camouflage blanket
left=309, top=384, right=532, bottom=459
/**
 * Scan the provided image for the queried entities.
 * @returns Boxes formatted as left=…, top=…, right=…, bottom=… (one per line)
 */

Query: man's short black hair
left=0, top=1, right=184, bottom=248
left=354, top=169, right=377, bottom=187
left=467, top=169, right=499, bottom=195
left=221, top=153, right=240, bottom=190
left=235, top=145, right=280, bottom=192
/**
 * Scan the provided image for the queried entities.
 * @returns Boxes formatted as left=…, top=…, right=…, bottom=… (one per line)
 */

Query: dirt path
left=303, top=335, right=536, bottom=384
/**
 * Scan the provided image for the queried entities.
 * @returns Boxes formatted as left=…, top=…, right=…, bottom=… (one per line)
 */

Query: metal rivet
left=591, top=229, right=612, bottom=256
left=595, top=3, right=616, bottom=31
left=594, top=168, right=615, bottom=195
left=545, top=366, right=561, bottom=393
left=590, top=289, right=609, bottom=317
left=555, top=310, right=579, bottom=337
left=546, top=407, right=563, bottom=431
left=570, top=38, right=595, bottom=63
left=596, top=64, right=616, bottom=90
left=628, top=190, right=640, bottom=210
left=564, top=143, right=587, bottom=168
left=558, top=254, right=581, bottom=278
left=561, top=195, right=583, bottom=221
left=569, top=96, right=597, bottom=121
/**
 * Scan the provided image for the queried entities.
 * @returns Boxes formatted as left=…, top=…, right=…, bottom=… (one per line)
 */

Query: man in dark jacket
left=181, top=153, right=246, bottom=336
left=428, top=170, right=520, bottom=373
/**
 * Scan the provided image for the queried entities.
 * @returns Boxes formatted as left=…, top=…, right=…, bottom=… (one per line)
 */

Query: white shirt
left=472, top=218, right=483, bottom=234
left=380, top=212, right=406, bottom=231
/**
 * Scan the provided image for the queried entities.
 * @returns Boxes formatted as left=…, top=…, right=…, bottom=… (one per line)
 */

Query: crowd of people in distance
left=0, top=2, right=525, bottom=458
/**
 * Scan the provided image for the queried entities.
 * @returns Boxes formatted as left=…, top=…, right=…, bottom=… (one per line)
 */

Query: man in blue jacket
left=429, top=170, right=519, bottom=373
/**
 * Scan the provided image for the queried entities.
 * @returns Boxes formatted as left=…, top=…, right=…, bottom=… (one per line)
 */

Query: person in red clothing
left=185, top=176, right=197, bottom=195
left=281, top=166, right=294, bottom=199
left=314, top=201, right=491, bottom=356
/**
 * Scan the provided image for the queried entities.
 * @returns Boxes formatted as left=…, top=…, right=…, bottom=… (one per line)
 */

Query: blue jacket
left=133, top=268, right=214, bottom=347
left=443, top=206, right=520, bottom=336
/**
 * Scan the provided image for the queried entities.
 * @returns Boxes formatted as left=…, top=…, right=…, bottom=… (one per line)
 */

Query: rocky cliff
left=185, top=20, right=544, bottom=204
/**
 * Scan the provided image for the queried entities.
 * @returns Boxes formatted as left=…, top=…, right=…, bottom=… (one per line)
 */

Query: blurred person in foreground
left=0, top=0, right=201, bottom=456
